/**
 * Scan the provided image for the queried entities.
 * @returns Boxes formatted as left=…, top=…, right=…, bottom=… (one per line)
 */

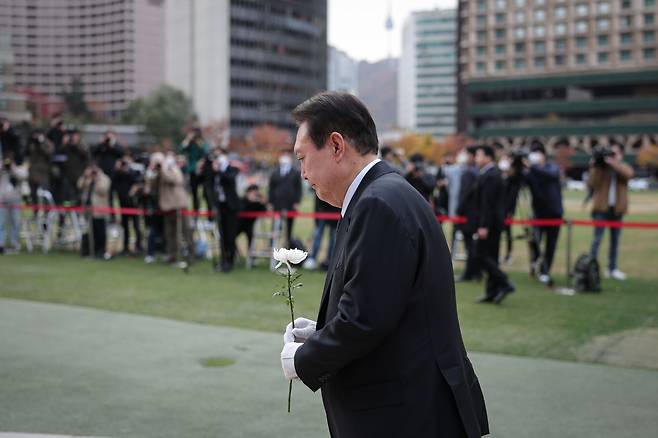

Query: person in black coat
left=456, top=146, right=482, bottom=282
left=237, top=184, right=267, bottom=251
left=212, top=152, right=240, bottom=272
left=1, top=119, right=23, bottom=165
left=111, top=155, right=143, bottom=254
left=93, top=130, right=125, bottom=179
left=268, top=151, right=301, bottom=247
left=473, top=145, right=515, bottom=304
left=525, top=143, right=564, bottom=285
left=280, top=92, right=488, bottom=438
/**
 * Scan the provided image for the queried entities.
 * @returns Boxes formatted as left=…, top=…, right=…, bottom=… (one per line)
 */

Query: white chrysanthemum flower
left=273, top=248, right=308, bottom=270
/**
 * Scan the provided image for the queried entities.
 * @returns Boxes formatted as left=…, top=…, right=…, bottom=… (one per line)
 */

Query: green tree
left=122, top=85, right=196, bottom=144
left=60, top=76, right=92, bottom=121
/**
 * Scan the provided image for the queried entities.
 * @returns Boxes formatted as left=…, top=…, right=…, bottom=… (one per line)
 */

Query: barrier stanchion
left=566, top=219, right=573, bottom=285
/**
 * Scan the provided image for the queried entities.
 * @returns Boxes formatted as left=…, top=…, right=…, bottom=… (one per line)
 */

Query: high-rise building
left=398, top=9, right=458, bottom=139
left=457, top=0, right=658, bottom=152
left=165, top=0, right=327, bottom=137
left=0, top=0, right=165, bottom=120
left=328, top=46, right=358, bottom=94
left=0, top=33, right=30, bottom=122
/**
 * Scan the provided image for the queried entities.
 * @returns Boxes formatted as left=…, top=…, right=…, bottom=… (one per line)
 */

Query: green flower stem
left=287, top=268, right=294, bottom=413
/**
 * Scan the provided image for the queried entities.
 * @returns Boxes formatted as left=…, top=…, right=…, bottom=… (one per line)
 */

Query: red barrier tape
left=4, top=203, right=658, bottom=229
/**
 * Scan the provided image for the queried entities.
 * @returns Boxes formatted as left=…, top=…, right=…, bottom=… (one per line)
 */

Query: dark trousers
left=476, top=227, right=510, bottom=298
left=146, top=216, right=164, bottom=257
left=530, top=224, right=560, bottom=276
left=91, top=218, right=107, bottom=257
left=501, top=223, right=513, bottom=259
left=237, top=219, right=257, bottom=249
left=461, top=226, right=481, bottom=279
left=218, top=203, right=238, bottom=268
left=120, top=211, right=142, bottom=252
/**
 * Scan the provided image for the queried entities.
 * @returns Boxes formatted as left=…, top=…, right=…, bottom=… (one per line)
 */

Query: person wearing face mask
left=443, top=151, right=469, bottom=253
left=524, top=143, right=564, bottom=285
left=268, top=151, right=302, bottom=247
left=455, top=146, right=482, bottom=282
left=212, top=150, right=240, bottom=272
left=497, top=153, right=525, bottom=264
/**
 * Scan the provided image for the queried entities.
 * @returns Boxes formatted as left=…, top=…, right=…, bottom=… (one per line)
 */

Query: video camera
left=592, top=145, right=614, bottom=168
left=509, top=148, right=529, bottom=173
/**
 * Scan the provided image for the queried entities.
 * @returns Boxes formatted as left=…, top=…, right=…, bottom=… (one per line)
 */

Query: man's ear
left=328, top=132, right=346, bottom=161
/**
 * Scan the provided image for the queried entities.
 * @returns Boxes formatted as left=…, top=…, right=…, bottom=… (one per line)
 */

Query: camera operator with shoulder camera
left=0, top=153, right=28, bottom=254
left=587, top=143, right=634, bottom=280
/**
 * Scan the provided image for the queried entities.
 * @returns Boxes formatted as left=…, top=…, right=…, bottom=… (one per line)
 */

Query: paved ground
left=1, top=298, right=657, bottom=438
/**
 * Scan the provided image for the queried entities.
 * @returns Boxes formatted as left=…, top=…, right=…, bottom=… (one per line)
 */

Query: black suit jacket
left=475, top=165, right=506, bottom=231
left=295, top=162, right=488, bottom=438
left=268, top=166, right=302, bottom=211
left=457, top=167, right=479, bottom=233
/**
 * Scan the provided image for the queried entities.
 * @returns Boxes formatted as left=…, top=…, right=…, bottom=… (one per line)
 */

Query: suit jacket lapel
left=316, top=161, right=396, bottom=327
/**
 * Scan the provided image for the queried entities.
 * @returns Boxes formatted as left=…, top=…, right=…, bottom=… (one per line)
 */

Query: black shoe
left=456, top=275, right=475, bottom=283
left=477, top=295, right=495, bottom=303
left=493, top=283, right=515, bottom=304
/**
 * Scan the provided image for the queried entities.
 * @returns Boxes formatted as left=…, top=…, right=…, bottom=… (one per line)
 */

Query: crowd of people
left=1, top=116, right=636, bottom=292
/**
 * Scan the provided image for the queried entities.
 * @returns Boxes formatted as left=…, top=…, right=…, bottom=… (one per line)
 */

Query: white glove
left=283, top=317, right=317, bottom=344
left=280, top=342, right=302, bottom=380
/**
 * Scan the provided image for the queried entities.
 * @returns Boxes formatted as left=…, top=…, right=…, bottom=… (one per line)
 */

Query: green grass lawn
left=2, top=189, right=657, bottom=367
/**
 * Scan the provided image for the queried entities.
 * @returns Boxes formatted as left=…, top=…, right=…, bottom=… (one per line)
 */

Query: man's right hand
left=283, top=317, right=316, bottom=344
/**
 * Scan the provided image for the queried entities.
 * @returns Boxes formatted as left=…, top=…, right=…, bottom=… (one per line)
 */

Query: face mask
left=498, top=159, right=511, bottom=172
left=457, top=153, right=468, bottom=165
left=528, top=152, right=543, bottom=165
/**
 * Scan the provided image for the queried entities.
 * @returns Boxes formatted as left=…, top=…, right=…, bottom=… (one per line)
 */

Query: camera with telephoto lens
left=592, top=145, right=614, bottom=168
left=509, top=148, right=529, bottom=173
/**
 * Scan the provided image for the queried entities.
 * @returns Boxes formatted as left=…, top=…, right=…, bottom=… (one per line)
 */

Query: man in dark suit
left=268, top=151, right=302, bottom=247
left=212, top=151, right=239, bottom=272
left=280, top=92, right=488, bottom=437
left=473, top=145, right=515, bottom=304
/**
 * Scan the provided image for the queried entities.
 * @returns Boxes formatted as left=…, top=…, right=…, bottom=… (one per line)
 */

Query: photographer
left=179, top=127, right=209, bottom=214
left=405, top=153, right=436, bottom=203
left=1, top=119, right=23, bottom=165
left=0, top=154, right=27, bottom=254
left=61, top=129, right=90, bottom=205
left=25, top=130, right=54, bottom=214
left=78, top=164, right=111, bottom=259
left=93, top=130, right=125, bottom=178
left=587, top=143, right=634, bottom=280
left=147, top=152, right=193, bottom=266
left=111, top=154, right=143, bottom=255
left=524, top=144, right=563, bottom=285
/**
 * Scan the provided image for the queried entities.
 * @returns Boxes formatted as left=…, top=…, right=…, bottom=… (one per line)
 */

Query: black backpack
left=572, top=254, right=602, bottom=292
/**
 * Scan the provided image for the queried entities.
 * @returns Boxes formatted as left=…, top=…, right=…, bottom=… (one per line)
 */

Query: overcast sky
left=328, top=0, right=457, bottom=63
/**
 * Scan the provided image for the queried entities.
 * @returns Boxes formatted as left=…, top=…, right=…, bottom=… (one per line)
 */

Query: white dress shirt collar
left=341, top=158, right=381, bottom=217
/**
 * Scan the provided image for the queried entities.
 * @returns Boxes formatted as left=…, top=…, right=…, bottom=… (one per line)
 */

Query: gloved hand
left=280, top=342, right=302, bottom=380
left=283, top=317, right=316, bottom=344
